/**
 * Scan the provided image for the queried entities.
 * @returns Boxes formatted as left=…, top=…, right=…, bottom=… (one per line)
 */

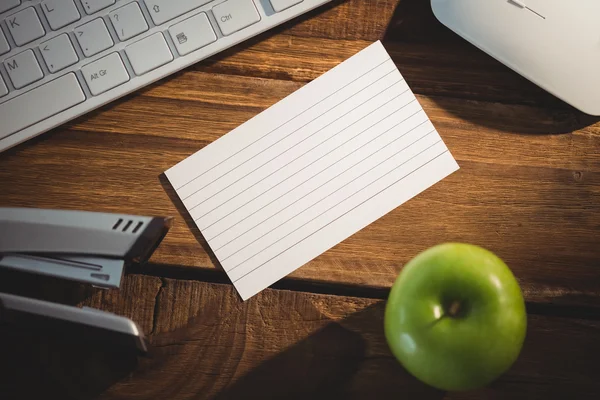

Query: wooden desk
left=1, top=0, right=600, bottom=398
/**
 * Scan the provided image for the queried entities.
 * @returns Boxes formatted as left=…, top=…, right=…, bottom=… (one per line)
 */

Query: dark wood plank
left=6, top=275, right=599, bottom=399
left=20, top=275, right=595, bottom=400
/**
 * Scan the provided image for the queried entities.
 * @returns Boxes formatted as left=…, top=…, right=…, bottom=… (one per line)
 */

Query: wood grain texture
left=4, top=275, right=596, bottom=399
left=145, top=279, right=600, bottom=399
left=1, top=0, right=600, bottom=307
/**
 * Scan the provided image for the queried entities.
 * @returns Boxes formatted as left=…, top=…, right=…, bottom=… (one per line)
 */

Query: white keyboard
left=0, top=0, right=331, bottom=152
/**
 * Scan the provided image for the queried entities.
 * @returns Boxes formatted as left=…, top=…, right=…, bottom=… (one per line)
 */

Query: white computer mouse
left=431, top=0, right=600, bottom=116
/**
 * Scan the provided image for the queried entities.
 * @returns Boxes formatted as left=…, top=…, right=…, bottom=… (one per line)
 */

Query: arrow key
left=40, top=34, right=79, bottom=73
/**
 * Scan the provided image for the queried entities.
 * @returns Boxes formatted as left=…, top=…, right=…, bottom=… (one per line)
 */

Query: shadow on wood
left=0, top=325, right=139, bottom=400
left=213, top=322, right=370, bottom=399
left=115, top=281, right=442, bottom=399
left=212, top=303, right=443, bottom=399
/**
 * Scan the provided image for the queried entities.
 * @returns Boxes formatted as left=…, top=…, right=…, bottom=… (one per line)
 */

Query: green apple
left=384, top=243, right=526, bottom=391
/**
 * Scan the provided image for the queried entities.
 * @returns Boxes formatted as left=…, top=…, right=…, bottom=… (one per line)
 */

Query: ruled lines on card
left=178, top=58, right=403, bottom=206
left=166, top=41, right=459, bottom=300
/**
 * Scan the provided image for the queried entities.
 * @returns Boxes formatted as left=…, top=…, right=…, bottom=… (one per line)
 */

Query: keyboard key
left=169, top=12, right=217, bottom=56
left=0, top=76, right=8, bottom=98
left=40, top=34, right=79, bottom=73
left=81, top=0, right=115, bottom=15
left=109, top=2, right=149, bottom=42
left=4, top=49, right=44, bottom=89
left=6, top=7, right=46, bottom=47
left=270, top=0, right=302, bottom=12
left=0, top=73, right=85, bottom=140
left=75, top=18, right=114, bottom=57
left=41, top=0, right=81, bottom=30
left=82, top=52, right=129, bottom=95
left=126, top=33, right=173, bottom=76
left=144, top=0, right=211, bottom=25
left=0, top=30, right=10, bottom=55
left=0, top=0, right=21, bottom=14
left=213, top=0, right=261, bottom=36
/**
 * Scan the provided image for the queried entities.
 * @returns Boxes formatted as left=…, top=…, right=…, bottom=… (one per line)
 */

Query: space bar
left=0, top=73, right=86, bottom=140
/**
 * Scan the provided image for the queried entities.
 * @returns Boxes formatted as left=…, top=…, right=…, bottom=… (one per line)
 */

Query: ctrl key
left=82, top=52, right=130, bottom=96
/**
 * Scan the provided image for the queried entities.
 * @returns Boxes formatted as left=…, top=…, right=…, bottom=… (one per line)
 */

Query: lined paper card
left=165, top=41, right=459, bottom=300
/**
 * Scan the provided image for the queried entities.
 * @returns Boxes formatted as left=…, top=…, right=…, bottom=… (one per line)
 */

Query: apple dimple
left=445, top=299, right=466, bottom=318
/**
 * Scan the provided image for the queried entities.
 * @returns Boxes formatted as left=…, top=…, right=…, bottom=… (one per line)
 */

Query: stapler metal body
left=0, top=292, right=148, bottom=354
left=0, top=208, right=172, bottom=288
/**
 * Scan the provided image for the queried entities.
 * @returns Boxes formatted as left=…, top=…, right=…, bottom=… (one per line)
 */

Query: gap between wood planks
left=128, top=263, right=600, bottom=321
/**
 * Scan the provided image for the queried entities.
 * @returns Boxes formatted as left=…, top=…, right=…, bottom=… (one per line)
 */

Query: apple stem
left=447, top=301, right=461, bottom=317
